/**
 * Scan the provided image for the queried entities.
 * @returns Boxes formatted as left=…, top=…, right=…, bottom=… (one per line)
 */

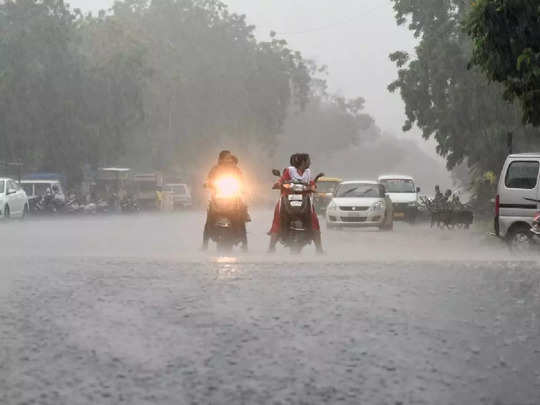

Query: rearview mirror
left=416, top=187, right=421, bottom=193
left=272, top=169, right=281, bottom=177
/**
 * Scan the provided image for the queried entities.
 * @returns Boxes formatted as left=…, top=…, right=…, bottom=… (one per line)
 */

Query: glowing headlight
left=214, top=176, right=241, bottom=198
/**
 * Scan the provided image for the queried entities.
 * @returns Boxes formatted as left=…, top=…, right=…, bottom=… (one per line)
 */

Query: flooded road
left=1, top=211, right=539, bottom=404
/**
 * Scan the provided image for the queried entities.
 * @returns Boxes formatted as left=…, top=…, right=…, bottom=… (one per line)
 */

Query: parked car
left=495, top=153, right=540, bottom=249
left=326, top=181, right=393, bottom=230
left=163, top=183, right=192, bottom=208
left=0, top=178, right=29, bottom=219
left=378, top=175, right=420, bottom=223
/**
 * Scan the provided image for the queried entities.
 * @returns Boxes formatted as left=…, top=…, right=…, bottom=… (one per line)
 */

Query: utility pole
left=507, top=132, right=513, bottom=155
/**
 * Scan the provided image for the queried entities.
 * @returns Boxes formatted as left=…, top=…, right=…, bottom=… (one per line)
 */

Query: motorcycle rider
left=268, top=153, right=323, bottom=254
left=202, top=150, right=249, bottom=251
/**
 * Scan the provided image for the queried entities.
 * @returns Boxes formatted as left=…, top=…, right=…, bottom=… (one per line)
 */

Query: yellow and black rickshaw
left=314, top=177, right=342, bottom=214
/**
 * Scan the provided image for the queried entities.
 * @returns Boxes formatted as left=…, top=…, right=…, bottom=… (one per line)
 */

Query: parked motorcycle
left=206, top=176, right=247, bottom=252
left=272, top=169, right=324, bottom=254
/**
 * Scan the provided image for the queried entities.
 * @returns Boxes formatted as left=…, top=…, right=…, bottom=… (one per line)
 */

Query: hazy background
left=68, top=0, right=453, bottom=191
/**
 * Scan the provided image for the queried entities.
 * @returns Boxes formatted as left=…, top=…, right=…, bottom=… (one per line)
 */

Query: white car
left=378, top=175, right=420, bottom=223
left=0, top=178, right=29, bottom=219
left=326, top=181, right=393, bottom=230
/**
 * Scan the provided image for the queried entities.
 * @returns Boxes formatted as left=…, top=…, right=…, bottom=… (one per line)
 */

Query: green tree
left=467, top=0, right=540, bottom=126
left=388, top=0, right=538, bottom=181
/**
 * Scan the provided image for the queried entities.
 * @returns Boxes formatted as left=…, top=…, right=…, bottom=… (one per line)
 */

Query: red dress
left=269, top=168, right=320, bottom=235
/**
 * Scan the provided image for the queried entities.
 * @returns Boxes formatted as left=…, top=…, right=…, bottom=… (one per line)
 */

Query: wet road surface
left=1, top=211, right=539, bottom=404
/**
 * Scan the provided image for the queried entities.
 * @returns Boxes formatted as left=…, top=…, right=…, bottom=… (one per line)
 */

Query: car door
left=6, top=180, right=21, bottom=215
left=501, top=159, right=540, bottom=220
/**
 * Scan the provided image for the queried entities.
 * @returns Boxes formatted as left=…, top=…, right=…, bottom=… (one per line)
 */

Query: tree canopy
left=467, top=0, right=540, bottom=126
left=388, top=0, right=538, bottom=180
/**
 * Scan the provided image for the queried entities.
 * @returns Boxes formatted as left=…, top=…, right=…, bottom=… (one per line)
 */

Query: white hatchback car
left=326, top=181, right=393, bottom=230
left=0, top=178, right=29, bottom=219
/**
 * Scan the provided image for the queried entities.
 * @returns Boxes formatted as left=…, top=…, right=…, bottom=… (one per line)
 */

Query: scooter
left=206, top=176, right=247, bottom=253
left=272, top=169, right=324, bottom=254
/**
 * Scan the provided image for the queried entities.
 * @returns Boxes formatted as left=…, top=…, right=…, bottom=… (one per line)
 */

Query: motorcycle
left=272, top=169, right=324, bottom=254
left=206, top=175, right=247, bottom=252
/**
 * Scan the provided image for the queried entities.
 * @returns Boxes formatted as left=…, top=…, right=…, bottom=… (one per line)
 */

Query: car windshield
left=0, top=180, right=4, bottom=194
left=317, top=181, right=340, bottom=194
left=380, top=179, right=416, bottom=193
left=336, top=183, right=382, bottom=198
left=167, top=185, right=187, bottom=194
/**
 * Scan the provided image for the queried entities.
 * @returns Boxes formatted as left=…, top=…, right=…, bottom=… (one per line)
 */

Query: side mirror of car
left=272, top=169, right=281, bottom=177
left=416, top=187, right=421, bottom=193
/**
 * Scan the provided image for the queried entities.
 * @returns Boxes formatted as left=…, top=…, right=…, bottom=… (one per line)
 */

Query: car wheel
left=506, top=224, right=534, bottom=252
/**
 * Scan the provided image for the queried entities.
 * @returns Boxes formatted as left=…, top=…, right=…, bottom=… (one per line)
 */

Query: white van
left=378, top=175, right=420, bottom=223
left=496, top=153, right=540, bottom=246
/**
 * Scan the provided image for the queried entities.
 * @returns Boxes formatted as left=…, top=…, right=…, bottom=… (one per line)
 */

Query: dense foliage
left=467, top=0, right=540, bottom=126
left=0, top=0, right=314, bottom=183
left=388, top=0, right=539, bottom=180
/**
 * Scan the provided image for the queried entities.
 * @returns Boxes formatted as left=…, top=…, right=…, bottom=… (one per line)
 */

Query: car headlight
left=372, top=201, right=385, bottom=210
left=327, top=200, right=337, bottom=210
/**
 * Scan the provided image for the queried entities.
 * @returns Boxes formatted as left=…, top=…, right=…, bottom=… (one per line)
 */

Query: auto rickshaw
left=313, top=177, right=342, bottom=214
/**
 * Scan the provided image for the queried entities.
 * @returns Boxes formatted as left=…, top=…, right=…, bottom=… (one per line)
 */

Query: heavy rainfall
left=1, top=1, right=540, bottom=404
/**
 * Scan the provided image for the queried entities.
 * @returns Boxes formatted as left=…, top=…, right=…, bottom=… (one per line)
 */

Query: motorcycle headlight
left=214, top=176, right=241, bottom=198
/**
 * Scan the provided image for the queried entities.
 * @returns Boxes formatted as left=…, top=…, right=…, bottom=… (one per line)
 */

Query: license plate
left=394, top=212, right=405, bottom=218
left=288, top=195, right=303, bottom=201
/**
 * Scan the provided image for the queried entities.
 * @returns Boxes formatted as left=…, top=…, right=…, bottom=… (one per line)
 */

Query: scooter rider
left=202, top=150, right=249, bottom=251
left=268, top=153, right=324, bottom=254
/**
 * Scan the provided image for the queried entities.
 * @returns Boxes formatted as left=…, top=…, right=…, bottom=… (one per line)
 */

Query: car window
left=379, top=179, right=416, bottom=193
left=0, top=180, right=4, bottom=194
left=171, top=185, right=187, bottom=194
left=336, top=184, right=382, bottom=198
left=505, top=161, right=539, bottom=189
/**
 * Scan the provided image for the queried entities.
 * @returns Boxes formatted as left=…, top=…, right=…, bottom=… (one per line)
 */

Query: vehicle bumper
left=392, top=205, right=417, bottom=220
left=326, top=210, right=385, bottom=226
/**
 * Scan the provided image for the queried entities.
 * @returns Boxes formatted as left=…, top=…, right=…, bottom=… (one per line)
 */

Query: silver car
left=495, top=153, right=540, bottom=248
left=0, top=178, right=29, bottom=219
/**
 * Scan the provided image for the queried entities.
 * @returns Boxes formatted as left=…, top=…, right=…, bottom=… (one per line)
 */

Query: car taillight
left=495, top=194, right=500, bottom=217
